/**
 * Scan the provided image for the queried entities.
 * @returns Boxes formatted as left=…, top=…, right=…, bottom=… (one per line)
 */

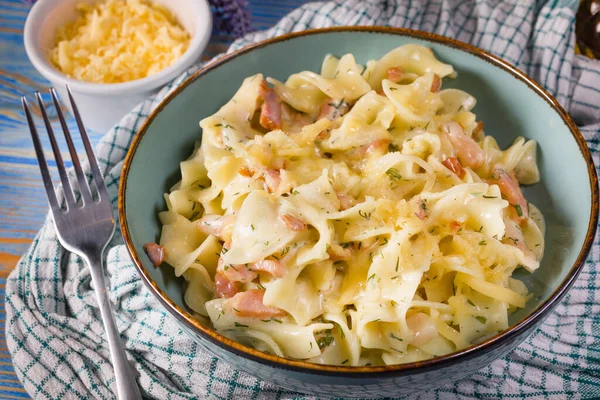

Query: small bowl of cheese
left=24, top=0, right=212, bottom=132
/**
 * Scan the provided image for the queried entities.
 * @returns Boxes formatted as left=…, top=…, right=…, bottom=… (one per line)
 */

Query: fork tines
left=21, top=87, right=109, bottom=213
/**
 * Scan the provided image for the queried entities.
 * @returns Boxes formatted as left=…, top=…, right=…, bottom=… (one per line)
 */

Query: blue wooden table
left=0, top=0, right=310, bottom=397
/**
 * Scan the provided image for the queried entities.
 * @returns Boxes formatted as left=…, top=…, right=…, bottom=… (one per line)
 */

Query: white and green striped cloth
left=6, top=0, right=600, bottom=399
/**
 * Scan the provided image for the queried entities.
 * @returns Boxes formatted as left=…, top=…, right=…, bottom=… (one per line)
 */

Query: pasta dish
left=146, top=44, right=545, bottom=366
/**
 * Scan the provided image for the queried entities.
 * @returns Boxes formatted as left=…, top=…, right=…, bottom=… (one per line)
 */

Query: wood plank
left=0, top=253, right=21, bottom=274
left=0, top=27, right=20, bottom=34
left=0, top=392, right=30, bottom=399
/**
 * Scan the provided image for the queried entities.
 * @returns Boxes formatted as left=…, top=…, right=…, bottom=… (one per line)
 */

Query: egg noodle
left=155, top=44, right=545, bottom=366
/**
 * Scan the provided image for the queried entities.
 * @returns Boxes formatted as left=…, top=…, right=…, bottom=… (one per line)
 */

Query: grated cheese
left=49, top=0, right=191, bottom=84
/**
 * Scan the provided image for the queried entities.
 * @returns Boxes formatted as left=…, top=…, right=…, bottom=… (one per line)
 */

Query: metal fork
left=22, top=87, right=143, bottom=400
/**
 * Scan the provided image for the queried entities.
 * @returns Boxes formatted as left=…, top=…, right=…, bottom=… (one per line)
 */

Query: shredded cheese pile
left=50, top=0, right=190, bottom=84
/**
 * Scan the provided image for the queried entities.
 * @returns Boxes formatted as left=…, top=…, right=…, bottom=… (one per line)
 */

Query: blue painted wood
left=0, top=0, right=310, bottom=396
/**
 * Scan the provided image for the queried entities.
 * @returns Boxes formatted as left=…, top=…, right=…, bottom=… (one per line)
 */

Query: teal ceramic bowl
left=119, top=27, right=599, bottom=398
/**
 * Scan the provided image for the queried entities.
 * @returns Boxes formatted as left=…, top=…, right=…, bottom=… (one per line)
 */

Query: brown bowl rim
left=118, top=26, right=599, bottom=376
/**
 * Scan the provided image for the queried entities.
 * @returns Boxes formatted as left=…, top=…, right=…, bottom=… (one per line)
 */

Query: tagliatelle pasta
left=151, top=44, right=545, bottom=366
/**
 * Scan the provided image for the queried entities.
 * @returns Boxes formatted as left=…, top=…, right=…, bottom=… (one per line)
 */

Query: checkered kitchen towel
left=6, top=0, right=600, bottom=399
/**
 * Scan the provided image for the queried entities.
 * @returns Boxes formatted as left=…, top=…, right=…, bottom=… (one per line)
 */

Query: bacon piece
left=407, top=312, right=437, bottom=346
left=215, top=272, right=239, bottom=298
left=218, top=255, right=258, bottom=283
left=258, top=78, right=269, bottom=98
left=490, top=167, right=529, bottom=223
left=318, top=98, right=349, bottom=121
left=249, top=260, right=287, bottom=278
left=442, top=122, right=485, bottom=169
left=361, top=139, right=390, bottom=157
left=449, top=220, right=462, bottom=235
left=328, top=243, right=352, bottom=261
left=259, top=89, right=282, bottom=130
left=336, top=193, right=356, bottom=211
left=261, top=169, right=281, bottom=193
left=279, top=214, right=308, bottom=231
left=230, top=289, right=287, bottom=318
left=143, top=242, right=164, bottom=267
left=430, top=74, right=441, bottom=92
left=442, top=157, right=466, bottom=179
left=255, top=79, right=270, bottom=112
left=197, top=214, right=236, bottom=242
left=386, top=66, right=405, bottom=83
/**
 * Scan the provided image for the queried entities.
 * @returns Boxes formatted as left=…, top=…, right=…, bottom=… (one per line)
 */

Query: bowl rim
left=23, top=0, right=213, bottom=96
left=119, top=26, right=599, bottom=376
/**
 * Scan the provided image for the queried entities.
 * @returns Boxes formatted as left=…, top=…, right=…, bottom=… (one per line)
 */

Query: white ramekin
left=24, top=0, right=212, bottom=133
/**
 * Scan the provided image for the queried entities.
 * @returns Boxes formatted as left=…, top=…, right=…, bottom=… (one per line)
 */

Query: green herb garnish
left=358, top=210, right=372, bottom=220
left=386, top=168, right=403, bottom=181
left=390, top=333, right=403, bottom=342
left=317, top=334, right=334, bottom=349
left=514, top=204, right=523, bottom=217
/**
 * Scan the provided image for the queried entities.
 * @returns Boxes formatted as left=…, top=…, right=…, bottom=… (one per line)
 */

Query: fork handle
left=88, top=253, right=143, bottom=400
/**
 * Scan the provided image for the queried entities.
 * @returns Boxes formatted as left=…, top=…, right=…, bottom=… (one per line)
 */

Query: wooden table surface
left=0, top=0, right=309, bottom=397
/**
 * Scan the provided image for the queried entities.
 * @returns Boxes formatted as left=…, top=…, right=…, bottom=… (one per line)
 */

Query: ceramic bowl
left=119, top=27, right=599, bottom=398
left=23, top=0, right=212, bottom=133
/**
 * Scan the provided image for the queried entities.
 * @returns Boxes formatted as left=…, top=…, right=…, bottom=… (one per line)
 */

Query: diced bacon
left=259, top=89, right=282, bottom=130
left=449, top=220, right=462, bottom=235
left=279, top=214, right=308, bottom=231
left=336, top=193, right=356, bottom=211
left=442, top=157, right=466, bottom=179
left=490, top=167, right=529, bottom=223
left=442, top=122, right=485, bottom=169
left=215, top=272, right=239, bottom=299
left=328, top=243, right=352, bottom=261
left=262, top=169, right=281, bottom=193
left=258, top=78, right=269, bottom=97
left=318, top=98, right=349, bottom=121
left=386, top=66, right=405, bottom=83
left=197, top=214, right=236, bottom=242
left=256, top=79, right=269, bottom=108
left=407, top=312, right=437, bottom=346
left=472, top=121, right=484, bottom=138
left=249, top=260, right=287, bottom=278
left=430, top=74, right=441, bottom=92
left=143, top=242, right=164, bottom=267
left=239, top=165, right=254, bottom=177
left=218, top=256, right=258, bottom=283
left=361, top=139, right=390, bottom=157
left=230, top=289, right=287, bottom=318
